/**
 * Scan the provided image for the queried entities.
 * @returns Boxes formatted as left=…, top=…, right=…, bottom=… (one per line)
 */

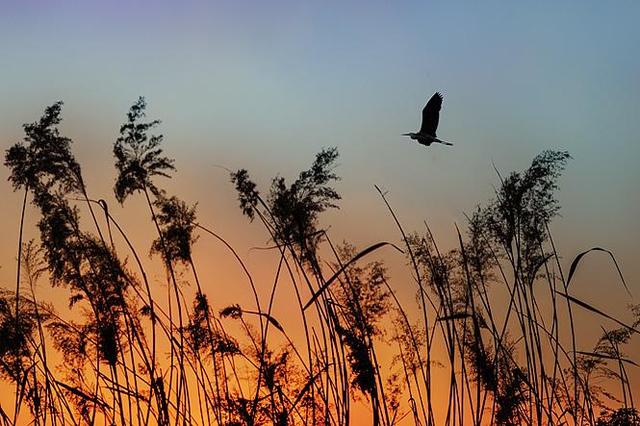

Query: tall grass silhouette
left=1, top=99, right=637, bottom=425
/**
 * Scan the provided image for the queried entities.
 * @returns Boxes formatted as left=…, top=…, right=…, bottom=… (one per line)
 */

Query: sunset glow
left=0, top=2, right=639, bottom=425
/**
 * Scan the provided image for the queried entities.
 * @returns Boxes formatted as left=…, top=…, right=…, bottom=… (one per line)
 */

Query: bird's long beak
left=402, top=133, right=412, bottom=136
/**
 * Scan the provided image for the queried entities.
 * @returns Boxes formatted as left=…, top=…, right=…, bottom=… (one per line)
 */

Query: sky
left=0, top=0, right=639, bottom=422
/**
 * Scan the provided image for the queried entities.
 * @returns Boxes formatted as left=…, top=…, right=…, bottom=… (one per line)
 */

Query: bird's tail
left=435, top=138, right=454, bottom=146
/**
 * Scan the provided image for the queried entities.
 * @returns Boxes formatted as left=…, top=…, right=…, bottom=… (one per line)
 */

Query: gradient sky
left=1, top=1, right=639, bottom=421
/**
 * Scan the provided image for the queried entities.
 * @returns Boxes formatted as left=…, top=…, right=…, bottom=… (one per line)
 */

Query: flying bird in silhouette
left=403, top=92, right=453, bottom=147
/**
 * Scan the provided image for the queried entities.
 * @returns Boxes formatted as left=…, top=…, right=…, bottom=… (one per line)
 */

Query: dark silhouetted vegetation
left=0, top=100, right=637, bottom=425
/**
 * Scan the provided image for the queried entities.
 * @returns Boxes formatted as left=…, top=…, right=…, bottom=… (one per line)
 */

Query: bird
left=403, top=92, right=453, bottom=147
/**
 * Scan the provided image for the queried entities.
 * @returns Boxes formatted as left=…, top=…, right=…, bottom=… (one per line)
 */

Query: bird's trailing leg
left=434, top=138, right=453, bottom=146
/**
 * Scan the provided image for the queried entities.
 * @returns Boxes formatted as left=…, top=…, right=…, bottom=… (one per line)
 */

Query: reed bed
left=0, top=99, right=637, bottom=425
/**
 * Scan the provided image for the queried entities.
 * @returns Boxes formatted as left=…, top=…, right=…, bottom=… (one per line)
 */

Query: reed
left=0, top=100, right=637, bottom=425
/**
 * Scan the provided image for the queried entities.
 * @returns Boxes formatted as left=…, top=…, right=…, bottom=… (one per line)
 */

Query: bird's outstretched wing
left=420, top=92, right=443, bottom=136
